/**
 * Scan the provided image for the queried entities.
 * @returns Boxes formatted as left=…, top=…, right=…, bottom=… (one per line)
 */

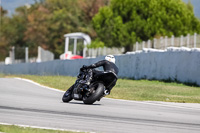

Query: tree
left=1, top=6, right=30, bottom=59
left=92, top=0, right=200, bottom=51
left=0, top=0, right=110, bottom=60
left=23, top=0, right=110, bottom=58
left=24, top=5, right=50, bottom=49
left=0, top=6, right=8, bottom=60
left=186, top=0, right=193, bottom=12
left=77, top=0, right=110, bottom=38
left=0, top=6, right=7, bottom=16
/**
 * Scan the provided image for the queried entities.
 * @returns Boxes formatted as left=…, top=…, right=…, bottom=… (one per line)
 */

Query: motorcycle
left=62, top=67, right=118, bottom=104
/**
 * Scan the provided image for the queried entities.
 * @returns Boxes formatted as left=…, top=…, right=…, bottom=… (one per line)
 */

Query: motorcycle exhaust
left=104, top=90, right=109, bottom=95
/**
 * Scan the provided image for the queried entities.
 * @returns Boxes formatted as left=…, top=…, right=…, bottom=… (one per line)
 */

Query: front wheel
left=83, top=82, right=104, bottom=104
left=62, top=85, right=74, bottom=103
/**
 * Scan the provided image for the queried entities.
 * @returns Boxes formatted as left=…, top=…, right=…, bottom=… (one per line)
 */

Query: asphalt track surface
left=0, top=78, right=200, bottom=133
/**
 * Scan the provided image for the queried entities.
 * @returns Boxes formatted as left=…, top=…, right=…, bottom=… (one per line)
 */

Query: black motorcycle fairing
left=63, top=67, right=117, bottom=104
left=93, top=71, right=118, bottom=89
left=72, top=84, right=83, bottom=100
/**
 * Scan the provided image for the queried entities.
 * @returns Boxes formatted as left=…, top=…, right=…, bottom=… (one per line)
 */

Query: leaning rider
left=81, top=55, right=119, bottom=94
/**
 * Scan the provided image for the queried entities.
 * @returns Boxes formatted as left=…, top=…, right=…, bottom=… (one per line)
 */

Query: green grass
left=2, top=74, right=200, bottom=103
left=111, top=79, right=200, bottom=103
left=0, top=73, right=5, bottom=78
left=7, top=75, right=76, bottom=91
left=0, top=124, right=84, bottom=133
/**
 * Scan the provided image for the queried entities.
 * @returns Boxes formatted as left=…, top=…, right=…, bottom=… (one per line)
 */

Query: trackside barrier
left=0, top=47, right=200, bottom=86
left=87, top=33, right=200, bottom=58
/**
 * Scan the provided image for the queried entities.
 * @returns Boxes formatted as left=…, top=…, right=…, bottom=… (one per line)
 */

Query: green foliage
left=0, top=6, right=32, bottom=59
left=186, top=0, right=193, bottom=12
left=0, top=0, right=109, bottom=59
left=88, top=39, right=105, bottom=48
left=0, top=6, right=28, bottom=60
left=93, top=0, right=200, bottom=51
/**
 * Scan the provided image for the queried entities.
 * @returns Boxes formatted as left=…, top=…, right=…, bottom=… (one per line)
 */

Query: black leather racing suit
left=84, top=60, right=119, bottom=92
left=86, top=60, right=118, bottom=75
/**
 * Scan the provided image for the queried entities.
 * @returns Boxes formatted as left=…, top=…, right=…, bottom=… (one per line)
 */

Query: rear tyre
left=83, top=82, right=104, bottom=104
left=62, top=85, right=74, bottom=103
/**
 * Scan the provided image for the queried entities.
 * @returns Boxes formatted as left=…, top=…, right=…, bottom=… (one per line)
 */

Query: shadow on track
left=62, top=101, right=102, bottom=106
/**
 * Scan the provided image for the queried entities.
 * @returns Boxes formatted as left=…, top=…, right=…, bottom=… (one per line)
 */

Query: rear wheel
left=62, top=85, right=74, bottom=103
left=83, top=82, right=104, bottom=104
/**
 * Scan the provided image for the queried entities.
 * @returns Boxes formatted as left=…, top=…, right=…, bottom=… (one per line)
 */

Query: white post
left=73, top=38, right=77, bottom=55
left=65, top=37, right=69, bottom=53
left=9, top=49, right=12, bottom=63
left=37, top=46, right=41, bottom=62
left=160, top=37, right=163, bottom=49
left=89, top=48, right=91, bottom=57
left=100, top=47, right=102, bottom=56
left=103, top=47, right=106, bottom=55
left=90, top=48, right=92, bottom=57
left=97, top=48, right=100, bottom=56
left=142, top=41, right=145, bottom=49
left=92, top=48, right=95, bottom=57
left=83, top=47, right=87, bottom=58
left=11, top=46, right=15, bottom=64
left=165, top=36, right=168, bottom=49
left=148, top=40, right=150, bottom=48
left=25, top=47, right=28, bottom=63
left=95, top=48, right=97, bottom=57
left=13, top=47, right=15, bottom=63
left=171, top=35, right=174, bottom=46
left=91, top=48, right=93, bottom=57
left=180, top=35, right=183, bottom=47
left=83, top=40, right=87, bottom=58
left=136, top=42, right=138, bottom=51
left=187, top=34, right=190, bottom=48
left=194, top=33, right=197, bottom=48
left=153, top=38, right=156, bottom=49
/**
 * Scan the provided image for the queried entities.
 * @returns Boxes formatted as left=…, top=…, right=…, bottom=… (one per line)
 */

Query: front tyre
left=62, top=85, right=74, bottom=103
left=83, top=82, right=104, bottom=104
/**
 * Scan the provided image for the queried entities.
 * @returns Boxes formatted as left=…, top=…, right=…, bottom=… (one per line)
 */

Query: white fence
left=0, top=46, right=54, bottom=65
left=87, top=33, right=200, bottom=57
left=134, top=33, right=200, bottom=51
left=87, top=47, right=125, bottom=57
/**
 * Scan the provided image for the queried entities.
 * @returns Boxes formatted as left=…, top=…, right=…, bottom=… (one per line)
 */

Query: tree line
left=0, top=0, right=199, bottom=61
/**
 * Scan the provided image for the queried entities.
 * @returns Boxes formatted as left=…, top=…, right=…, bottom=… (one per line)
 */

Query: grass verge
left=2, top=74, right=200, bottom=103
left=0, top=124, right=84, bottom=133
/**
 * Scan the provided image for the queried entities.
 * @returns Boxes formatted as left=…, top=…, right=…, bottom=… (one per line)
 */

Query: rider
left=81, top=55, right=119, bottom=94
